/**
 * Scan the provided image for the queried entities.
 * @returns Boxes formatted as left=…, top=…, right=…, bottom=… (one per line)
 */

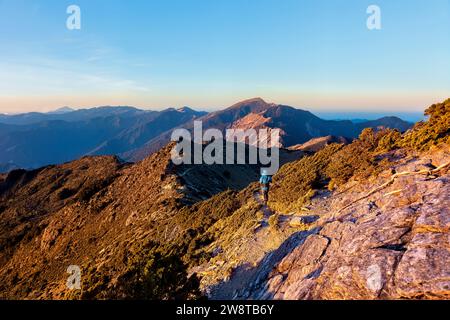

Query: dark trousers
left=261, top=184, right=269, bottom=202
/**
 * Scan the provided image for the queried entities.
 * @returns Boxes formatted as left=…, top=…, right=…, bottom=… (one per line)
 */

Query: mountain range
left=0, top=106, right=206, bottom=170
left=0, top=98, right=412, bottom=171
left=0, top=97, right=448, bottom=300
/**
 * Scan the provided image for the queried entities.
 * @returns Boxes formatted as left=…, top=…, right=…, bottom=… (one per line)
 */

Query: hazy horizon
left=1, top=0, right=449, bottom=113
left=0, top=99, right=426, bottom=122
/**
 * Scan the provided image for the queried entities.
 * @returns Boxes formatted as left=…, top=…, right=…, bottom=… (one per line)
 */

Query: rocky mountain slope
left=191, top=99, right=449, bottom=300
left=0, top=139, right=303, bottom=299
left=124, top=98, right=412, bottom=161
left=199, top=146, right=449, bottom=299
left=0, top=98, right=447, bottom=300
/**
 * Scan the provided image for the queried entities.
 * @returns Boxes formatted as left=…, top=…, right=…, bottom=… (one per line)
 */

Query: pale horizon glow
left=0, top=0, right=449, bottom=114
left=1, top=92, right=447, bottom=114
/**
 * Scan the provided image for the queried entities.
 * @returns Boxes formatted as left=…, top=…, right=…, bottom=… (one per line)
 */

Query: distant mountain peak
left=238, top=97, right=267, bottom=104
left=230, top=97, right=273, bottom=109
left=47, top=106, right=75, bottom=114
left=177, top=106, right=196, bottom=113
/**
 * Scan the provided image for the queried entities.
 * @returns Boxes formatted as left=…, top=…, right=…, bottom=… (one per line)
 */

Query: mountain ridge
left=0, top=98, right=412, bottom=171
left=126, top=98, right=412, bottom=161
left=0, top=98, right=448, bottom=299
left=0, top=107, right=206, bottom=170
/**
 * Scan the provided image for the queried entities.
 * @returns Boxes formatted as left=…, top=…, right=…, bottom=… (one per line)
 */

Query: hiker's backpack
left=260, top=175, right=272, bottom=184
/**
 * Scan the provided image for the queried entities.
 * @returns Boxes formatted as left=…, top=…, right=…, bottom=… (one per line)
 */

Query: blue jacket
left=260, top=175, right=272, bottom=185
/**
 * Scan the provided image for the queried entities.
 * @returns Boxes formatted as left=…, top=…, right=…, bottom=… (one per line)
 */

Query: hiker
left=259, top=170, right=272, bottom=204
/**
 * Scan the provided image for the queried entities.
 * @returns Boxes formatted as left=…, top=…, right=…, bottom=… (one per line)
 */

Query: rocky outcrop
left=0, top=143, right=273, bottom=299
left=241, top=148, right=450, bottom=300
left=289, top=136, right=352, bottom=153
left=0, top=103, right=446, bottom=300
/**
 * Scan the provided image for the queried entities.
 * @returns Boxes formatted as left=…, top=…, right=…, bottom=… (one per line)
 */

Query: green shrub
left=399, top=99, right=450, bottom=150
left=268, top=144, right=343, bottom=213
left=79, top=242, right=202, bottom=300
left=326, top=128, right=407, bottom=187
left=375, top=129, right=402, bottom=152
left=114, top=243, right=201, bottom=300
left=268, top=213, right=280, bottom=231
left=77, top=265, right=110, bottom=300
left=270, top=98, right=449, bottom=214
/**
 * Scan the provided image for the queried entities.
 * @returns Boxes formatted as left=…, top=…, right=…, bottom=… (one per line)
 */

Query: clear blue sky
left=0, top=0, right=449, bottom=113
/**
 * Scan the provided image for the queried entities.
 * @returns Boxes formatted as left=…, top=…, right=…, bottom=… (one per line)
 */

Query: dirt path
left=205, top=190, right=329, bottom=299
left=252, top=190, right=273, bottom=229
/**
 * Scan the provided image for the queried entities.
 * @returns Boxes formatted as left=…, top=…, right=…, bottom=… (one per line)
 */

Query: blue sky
left=0, top=0, right=449, bottom=113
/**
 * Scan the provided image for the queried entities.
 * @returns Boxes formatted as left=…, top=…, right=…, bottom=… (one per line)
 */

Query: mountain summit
left=228, top=97, right=275, bottom=111
left=126, top=98, right=412, bottom=161
left=0, top=99, right=412, bottom=172
left=47, top=107, right=75, bottom=115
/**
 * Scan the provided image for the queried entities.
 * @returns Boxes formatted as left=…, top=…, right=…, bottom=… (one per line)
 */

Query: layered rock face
left=240, top=148, right=450, bottom=300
